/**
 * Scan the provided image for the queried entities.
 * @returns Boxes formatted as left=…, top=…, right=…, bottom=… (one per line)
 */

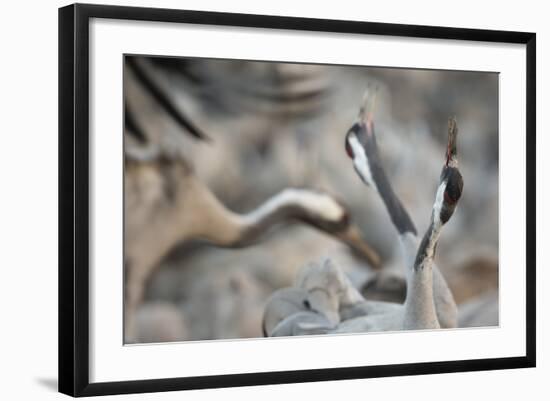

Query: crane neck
left=414, top=217, right=443, bottom=271
left=372, top=167, right=417, bottom=236
left=198, top=188, right=346, bottom=247
left=239, top=189, right=348, bottom=245
left=363, top=136, right=417, bottom=237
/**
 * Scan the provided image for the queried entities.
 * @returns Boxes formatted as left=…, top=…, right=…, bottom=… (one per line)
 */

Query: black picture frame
left=58, top=3, right=536, bottom=397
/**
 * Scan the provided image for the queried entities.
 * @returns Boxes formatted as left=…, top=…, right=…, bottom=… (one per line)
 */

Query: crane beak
left=336, top=224, right=381, bottom=269
left=445, top=117, right=458, bottom=167
left=359, top=85, right=378, bottom=126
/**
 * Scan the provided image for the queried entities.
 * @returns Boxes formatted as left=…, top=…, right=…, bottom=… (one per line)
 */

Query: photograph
left=123, top=55, right=499, bottom=344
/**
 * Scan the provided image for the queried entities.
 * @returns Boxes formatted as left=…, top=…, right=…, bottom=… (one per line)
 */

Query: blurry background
left=124, top=56, right=499, bottom=343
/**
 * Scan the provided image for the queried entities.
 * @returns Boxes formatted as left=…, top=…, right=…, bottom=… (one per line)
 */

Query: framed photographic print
left=58, top=3, right=536, bottom=397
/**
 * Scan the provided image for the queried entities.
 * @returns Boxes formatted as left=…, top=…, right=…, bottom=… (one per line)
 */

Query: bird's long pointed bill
left=446, top=117, right=458, bottom=166
left=336, top=225, right=381, bottom=269
left=359, top=86, right=378, bottom=130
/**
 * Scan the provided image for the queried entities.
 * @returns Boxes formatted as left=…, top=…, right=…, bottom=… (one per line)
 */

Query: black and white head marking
left=436, top=166, right=463, bottom=225
left=345, top=122, right=378, bottom=190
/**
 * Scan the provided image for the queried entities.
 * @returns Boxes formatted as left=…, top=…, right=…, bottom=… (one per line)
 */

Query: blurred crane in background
left=123, top=56, right=381, bottom=342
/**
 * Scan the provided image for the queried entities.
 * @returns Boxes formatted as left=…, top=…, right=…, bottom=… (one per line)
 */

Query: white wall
left=0, top=0, right=546, bottom=399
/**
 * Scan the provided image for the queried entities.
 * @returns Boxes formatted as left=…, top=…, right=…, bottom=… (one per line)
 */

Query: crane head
left=435, top=118, right=464, bottom=225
